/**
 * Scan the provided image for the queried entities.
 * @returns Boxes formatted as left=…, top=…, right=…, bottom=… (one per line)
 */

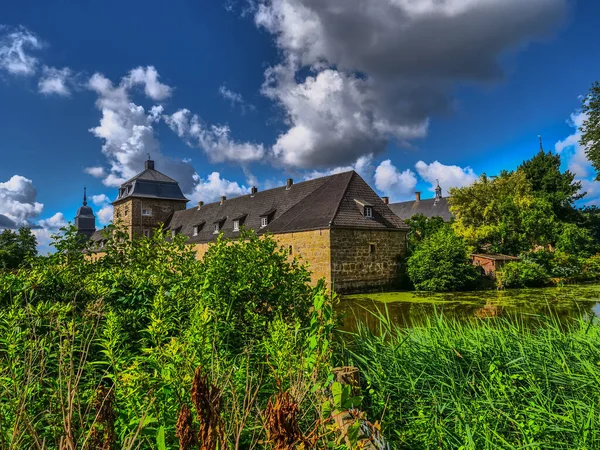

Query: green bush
left=556, top=222, right=596, bottom=257
left=496, top=260, right=550, bottom=288
left=583, top=253, right=600, bottom=280
left=407, top=228, right=479, bottom=291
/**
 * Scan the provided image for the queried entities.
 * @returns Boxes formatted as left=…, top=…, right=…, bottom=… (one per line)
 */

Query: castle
left=76, top=160, right=411, bottom=293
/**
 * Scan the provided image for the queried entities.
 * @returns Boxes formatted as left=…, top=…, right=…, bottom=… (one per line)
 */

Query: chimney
left=415, top=191, right=421, bottom=202
left=251, top=186, right=258, bottom=196
left=145, top=159, right=155, bottom=170
left=220, top=195, right=226, bottom=205
left=286, top=178, right=294, bottom=190
left=197, top=201, right=204, bottom=210
left=382, top=196, right=389, bottom=205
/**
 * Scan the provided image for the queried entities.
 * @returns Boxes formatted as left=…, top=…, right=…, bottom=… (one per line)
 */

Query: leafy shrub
left=496, top=260, right=550, bottom=288
left=582, top=254, right=600, bottom=280
left=407, top=228, right=479, bottom=292
left=556, top=223, right=596, bottom=257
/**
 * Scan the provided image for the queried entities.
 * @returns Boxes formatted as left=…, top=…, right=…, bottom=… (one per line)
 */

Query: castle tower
left=112, top=158, right=189, bottom=238
left=75, top=187, right=96, bottom=238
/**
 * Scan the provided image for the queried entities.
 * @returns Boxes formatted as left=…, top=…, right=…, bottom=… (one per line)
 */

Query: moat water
left=339, top=283, right=600, bottom=330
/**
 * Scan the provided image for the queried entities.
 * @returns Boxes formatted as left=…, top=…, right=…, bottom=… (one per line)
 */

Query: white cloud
left=415, top=160, right=478, bottom=192
left=554, top=108, right=600, bottom=204
left=38, top=212, right=67, bottom=230
left=188, top=172, right=248, bottom=204
left=85, top=166, right=107, bottom=178
left=0, top=175, right=44, bottom=228
left=219, top=84, right=254, bottom=114
left=91, top=194, right=109, bottom=206
left=123, top=66, right=172, bottom=101
left=0, top=25, right=42, bottom=76
left=38, top=66, right=73, bottom=96
left=87, top=70, right=197, bottom=193
left=304, top=154, right=375, bottom=182
left=254, top=0, right=566, bottom=169
left=164, top=108, right=265, bottom=164
left=34, top=212, right=68, bottom=255
left=374, top=160, right=418, bottom=201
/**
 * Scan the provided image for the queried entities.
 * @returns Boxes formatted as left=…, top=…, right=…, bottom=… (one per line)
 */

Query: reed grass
left=342, top=311, right=600, bottom=449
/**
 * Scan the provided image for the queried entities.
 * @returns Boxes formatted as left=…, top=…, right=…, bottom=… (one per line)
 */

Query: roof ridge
left=329, top=171, right=356, bottom=224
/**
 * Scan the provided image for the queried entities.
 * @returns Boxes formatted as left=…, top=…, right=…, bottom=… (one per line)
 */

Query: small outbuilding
left=471, top=253, right=521, bottom=277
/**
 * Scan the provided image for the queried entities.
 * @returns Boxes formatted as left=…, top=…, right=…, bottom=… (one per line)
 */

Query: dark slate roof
left=389, top=197, right=453, bottom=222
left=113, top=167, right=189, bottom=204
left=165, top=171, right=408, bottom=244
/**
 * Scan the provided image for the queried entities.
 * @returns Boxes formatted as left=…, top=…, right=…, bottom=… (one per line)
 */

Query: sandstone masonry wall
left=330, top=228, right=407, bottom=293
left=113, top=198, right=187, bottom=238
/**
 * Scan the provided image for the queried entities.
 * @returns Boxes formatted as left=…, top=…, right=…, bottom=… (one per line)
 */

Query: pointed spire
left=83, top=187, right=87, bottom=206
left=538, top=135, right=543, bottom=152
left=435, top=179, right=442, bottom=200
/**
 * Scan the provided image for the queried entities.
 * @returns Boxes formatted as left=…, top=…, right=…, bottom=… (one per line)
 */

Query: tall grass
left=343, top=311, right=600, bottom=449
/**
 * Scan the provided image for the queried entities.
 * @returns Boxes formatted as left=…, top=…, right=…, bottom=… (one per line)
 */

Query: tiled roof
left=165, top=171, right=408, bottom=244
left=471, top=253, right=521, bottom=261
left=389, top=197, right=453, bottom=222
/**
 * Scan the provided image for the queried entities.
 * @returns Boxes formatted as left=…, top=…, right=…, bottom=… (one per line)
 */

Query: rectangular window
left=142, top=208, right=152, bottom=216
left=233, top=220, right=239, bottom=231
left=365, top=206, right=373, bottom=218
left=214, top=223, right=220, bottom=234
left=143, top=229, right=150, bottom=238
left=261, top=217, right=268, bottom=228
left=369, top=244, right=376, bottom=254
left=193, top=226, right=199, bottom=236
left=124, top=208, right=129, bottom=217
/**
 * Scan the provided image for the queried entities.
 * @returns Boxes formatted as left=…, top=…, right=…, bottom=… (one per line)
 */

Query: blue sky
left=1, top=0, right=599, bottom=251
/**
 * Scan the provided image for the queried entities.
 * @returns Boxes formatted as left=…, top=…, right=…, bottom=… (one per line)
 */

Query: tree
left=556, top=223, right=596, bottom=257
left=518, top=149, right=583, bottom=221
left=0, top=227, right=38, bottom=269
left=404, top=214, right=449, bottom=250
left=449, top=171, right=557, bottom=255
left=580, top=81, right=600, bottom=180
left=406, top=228, right=479, bottom=292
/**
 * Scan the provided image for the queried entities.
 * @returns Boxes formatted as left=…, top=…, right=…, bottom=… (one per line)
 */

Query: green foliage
left=580, top=81, right=600, bottom=181
left=496, top=260, right=550, bottom=288
left=0, top=227, right=37, bottom=269
left=345, top=313, right=600, bottom=449
left=404, top=213, right=449, bottom=250
left=556, top=222, right=597, bottom=257
left=407, top=228, right=479, bottom=292
left=198, top=230, right=314, bottom=349
left=450, top=171, right=557, bottom=255
left=518, top=149, right=583, bottom=220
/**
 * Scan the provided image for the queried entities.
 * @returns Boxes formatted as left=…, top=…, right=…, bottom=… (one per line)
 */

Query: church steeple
left=435, top=179, right=443, bottom=201
left=75, top=187, right=96, bottom=239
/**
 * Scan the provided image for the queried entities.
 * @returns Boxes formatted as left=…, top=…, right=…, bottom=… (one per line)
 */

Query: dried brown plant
left=191, top=366, right=227, bottom=450
left=264, top=391, right=309, bottom=450
left=176, top=404, right=199, bottom=450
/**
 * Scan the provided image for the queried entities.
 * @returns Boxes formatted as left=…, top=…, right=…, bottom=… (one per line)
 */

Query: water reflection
left=338, top=283, right=600, bottom=331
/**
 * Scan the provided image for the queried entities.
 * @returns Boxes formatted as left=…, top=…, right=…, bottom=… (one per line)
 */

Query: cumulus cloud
left=0, top=25, right=42, bottom=76
left=91, top=194, right=110, bottom=206
left=304, top=154, right=375, bottom=182
left=188, top=172, right=248, bottom=204
left=555, top=108, right=599, bottom=204
left=0, top=175, right=44, bottom=228
left=164, top=108, right=265, bottom=164
left=254, top=0, right=566, bottom=169
left=86, top=69, right=197, bottom=193
left=38, top=66, right=73, bottom=96
left=219, top=84, right=254, bottom=113
left=374, top=160, right=418, bottom=201
left=415, top=160, right=478, bottom=192
left=123, top=66, right=172, bottom=101
left=34, top=212, right=68, bottom=254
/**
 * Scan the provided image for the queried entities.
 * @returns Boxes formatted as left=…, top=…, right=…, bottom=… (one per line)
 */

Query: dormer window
left=365, top=206, right=373, bottom=219
left=355, top=199, right=374, bottom=219
left=233, top=220, right=240, bottom=231
left=193, top=226, right=199, bottom=236
left=172, top=230, right=177, bottom=238
left=261, top=217, right=268, bottom=228
left=214, top=223, right=220, bottom=234
left=142, top=208, right=152, bottom=217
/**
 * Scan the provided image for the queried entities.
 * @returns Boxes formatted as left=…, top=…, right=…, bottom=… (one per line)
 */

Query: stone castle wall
left=113, top=198, right=187, bottom=238
left=330, top=228, right=407, bottom=293
left=191, top=229, right=332, bottom=286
